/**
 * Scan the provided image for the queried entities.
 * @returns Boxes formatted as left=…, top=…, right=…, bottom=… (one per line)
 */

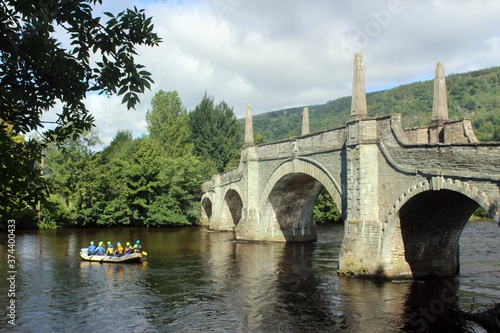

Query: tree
left=313, top=189, right=341, bottom=224
left=146, top=90, right=193, bottom=158
left=144, top=91, right=204, bottom=226
left=0, top=0, right=161, bottom=228
left=71, top=131, right=141, bottom=227
left=1, top=0, right=161, bottom=137
left=189, top=93, right=243, bottom=173
left=44, top=131, right=100, bottom=208
left=68, top=92, right=205, bottom=227
left=39, top=131, right=100, bottom=228
left=0, top=122, right=42, bottom=229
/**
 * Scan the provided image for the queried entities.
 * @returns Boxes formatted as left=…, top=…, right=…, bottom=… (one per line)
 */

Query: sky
left=48, top=0, right=500, bottom=148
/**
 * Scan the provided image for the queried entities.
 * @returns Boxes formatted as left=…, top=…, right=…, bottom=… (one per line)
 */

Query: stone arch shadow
left=258, top=158, right=343, bottom=242
left=201, top=192, right=214, bottom=226
left=221, top=185, right=244, bottom=229
left=381, top=177, right=500, bottom=279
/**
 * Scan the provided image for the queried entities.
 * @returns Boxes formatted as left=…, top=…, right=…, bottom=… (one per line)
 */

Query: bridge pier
left=339, top=117, right=384, bottom=276
left=235, top=145, right=263, bottom=240
left=339, top=220, right=383, bottom=276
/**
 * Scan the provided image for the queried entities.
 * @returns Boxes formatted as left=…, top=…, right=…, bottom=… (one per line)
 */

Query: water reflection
left=338, top=278, right=409, bottom=332
left=0, top=222, right=498, bottom=332
left=402, top=279, right=464, bottom=333
left=275, top=243, right=348, bottom=332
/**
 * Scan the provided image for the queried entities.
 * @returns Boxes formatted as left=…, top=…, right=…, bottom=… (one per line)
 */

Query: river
left=0, top=221, right=499, bottom=332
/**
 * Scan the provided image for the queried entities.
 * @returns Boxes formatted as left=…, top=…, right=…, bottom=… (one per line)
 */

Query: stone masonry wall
left=404, top=127, right=429, bottom=144
left=443, top=119, right=478, bottom=143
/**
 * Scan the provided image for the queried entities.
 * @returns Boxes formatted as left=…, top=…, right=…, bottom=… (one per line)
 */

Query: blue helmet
left=136, top=240, right=140, bottom=244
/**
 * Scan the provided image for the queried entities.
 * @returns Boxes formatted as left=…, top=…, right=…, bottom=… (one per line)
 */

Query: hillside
left=243, top=67, right=500, bottom=143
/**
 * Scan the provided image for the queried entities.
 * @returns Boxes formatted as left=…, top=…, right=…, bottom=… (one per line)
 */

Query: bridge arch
left=258, top=158, right=342, bottom=242
left=260, top=158, right=342, bottom=212
left=382, top=178, right=500, bottom=279
left=221, top=187, right=244, bottom=228
left=201, top=193, right=214, bottom=225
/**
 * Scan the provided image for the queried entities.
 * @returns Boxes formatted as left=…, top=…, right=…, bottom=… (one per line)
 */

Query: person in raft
left=96, top=241, right=106, bottom=255
left=88, top=241, right=97, bottom=255
left=133, top=240, right=142, bottom=253
left=106, top=241, right=114, bottom=256
left=115, top=242, right=125, bottom=257
left=125, top=242, right=134, bottom=254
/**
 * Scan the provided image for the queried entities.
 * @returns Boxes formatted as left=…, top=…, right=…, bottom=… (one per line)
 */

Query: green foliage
left=0, top=123, right=44, bottom=230
left=0, top=0, right=160, bottom=229
left=189, top=93, right=243, bottom=174
left=45, top=92, right=206, bottom=228
left=472, top=207, right=491, bottom=220
left=249, top=67, right=500, bottom=142
left=144, top=153, right=204, bottom=227
left=0, top=0, right=161, bottom=139
left=39, top=195, right=71, bottom=228
left=43, top=131, right=100, bottom=209
left=313, top=189, right=342, bottom=224
left=39, top=131, right=100, bottom=227
left=146, top=90, right=193, bottom=158
left=472, top=111, right=500, bottom=141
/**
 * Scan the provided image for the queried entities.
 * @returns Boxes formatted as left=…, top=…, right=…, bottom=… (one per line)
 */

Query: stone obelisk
left=301, top=107, right=310, bottom=136
left=432, top=61, right=449, bottom=124
left=244, top=104, right=254, bottom=146
left=429, top=62, right=449, bottom=143
left=349, top=53, right=368, bottom=120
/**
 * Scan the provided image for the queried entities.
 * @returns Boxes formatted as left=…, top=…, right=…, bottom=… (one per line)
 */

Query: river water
left=0, top=222, right=499, bottom=332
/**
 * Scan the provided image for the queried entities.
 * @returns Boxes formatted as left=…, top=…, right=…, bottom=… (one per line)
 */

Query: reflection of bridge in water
left=200, top=53, right=500, bottom=279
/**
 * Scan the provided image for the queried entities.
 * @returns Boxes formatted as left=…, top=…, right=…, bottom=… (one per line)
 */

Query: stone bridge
left=200, top=54, right=500, bottom=280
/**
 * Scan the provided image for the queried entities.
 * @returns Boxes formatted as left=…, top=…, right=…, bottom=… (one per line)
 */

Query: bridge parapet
left=201, top=165, right=244, bottom=193
left=378, top=115, right=500, bottom=179
left=387, top=114, right=479, bottom=145
left=247, top=126, right=347, bottom=162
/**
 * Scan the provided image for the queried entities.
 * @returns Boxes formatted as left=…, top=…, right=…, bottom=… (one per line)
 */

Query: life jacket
left=134, top=244, right=142, bottom=253
left=96, top=246, right=105, bottom=255
left=88, top=245, right=97, bottom=255
left=107, top=247, right=114, bottom=255
left=117, top=245, right=124, bottom=255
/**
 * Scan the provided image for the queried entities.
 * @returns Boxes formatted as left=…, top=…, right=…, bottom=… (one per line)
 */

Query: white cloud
left=46, top=0, right=500, bottom=148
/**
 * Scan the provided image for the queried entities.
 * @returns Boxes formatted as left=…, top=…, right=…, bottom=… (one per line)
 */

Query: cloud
left=46, top=0, right=500, bottom=148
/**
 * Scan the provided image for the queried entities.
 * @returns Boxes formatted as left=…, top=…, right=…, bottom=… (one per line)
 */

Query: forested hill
left=244, top=66, right=500, bottom=143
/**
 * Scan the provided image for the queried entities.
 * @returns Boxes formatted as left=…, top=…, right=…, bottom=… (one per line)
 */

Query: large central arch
left=258, top=158, right=342, bottom=242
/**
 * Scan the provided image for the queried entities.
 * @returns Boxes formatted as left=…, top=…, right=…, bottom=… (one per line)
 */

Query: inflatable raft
left=80, top=248, right=144, bottom=263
